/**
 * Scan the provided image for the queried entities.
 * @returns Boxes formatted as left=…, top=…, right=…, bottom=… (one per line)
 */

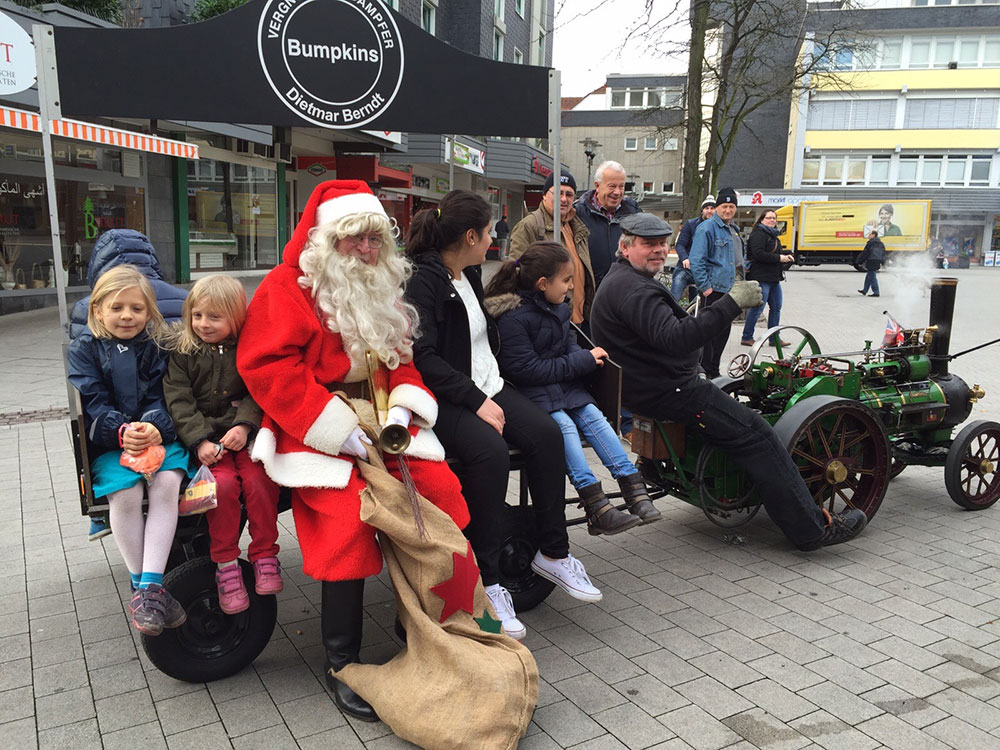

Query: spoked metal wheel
left=729, top=325, right=821, bottom=379
left=945, top=420, right=1000, bottom=510
left=694, top=444, right=761, bottom=528
left=774, top=396, right=891, bottom=522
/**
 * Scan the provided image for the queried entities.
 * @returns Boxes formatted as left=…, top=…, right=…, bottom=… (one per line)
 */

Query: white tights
left=107, top=469, right=183, bottom=576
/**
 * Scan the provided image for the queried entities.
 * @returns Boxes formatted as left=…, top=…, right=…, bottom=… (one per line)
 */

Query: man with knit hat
left=689, top=187, right=745, bottom=378
left=509, top=168, right=595, bottom=327
left=671, top=195, right=716, bottom=301
left=237, top=180, right=469, bottom=723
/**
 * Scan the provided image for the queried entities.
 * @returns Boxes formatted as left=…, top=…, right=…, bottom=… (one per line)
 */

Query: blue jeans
left=550, top=403, right=638, bottom=491
left=862, top=270, right=879, bottom=295
left=671, top=265, right=695, bottom=300
left=742, top=281, right=782, bottom=342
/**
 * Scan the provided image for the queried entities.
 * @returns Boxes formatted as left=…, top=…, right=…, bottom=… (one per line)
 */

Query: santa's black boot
left=322, top=579, right=378, bottom=722
left=580, top=483, right=642, bottom=536
left=619, top=473, right=662, bottom=523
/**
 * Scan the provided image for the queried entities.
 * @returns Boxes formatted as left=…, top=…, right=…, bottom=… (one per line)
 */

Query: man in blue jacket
left=671, top=195, right=715, bottom=300
left=573, top=160, right=641, bottom=288
left=689, top=187, right=744, bottom=379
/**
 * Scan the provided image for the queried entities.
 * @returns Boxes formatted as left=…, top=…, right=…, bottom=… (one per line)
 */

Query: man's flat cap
left=620, top=213, right=673, bottom=237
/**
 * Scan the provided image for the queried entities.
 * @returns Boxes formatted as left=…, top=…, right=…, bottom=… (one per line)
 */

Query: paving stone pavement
left=2, top=264, right=1000, bottom=749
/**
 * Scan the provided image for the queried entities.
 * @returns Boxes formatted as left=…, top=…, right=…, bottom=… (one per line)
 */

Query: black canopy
left=53, top=0, right=550, bottom=137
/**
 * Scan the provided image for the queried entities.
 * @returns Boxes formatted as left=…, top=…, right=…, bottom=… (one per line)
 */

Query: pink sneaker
left=215, top=564, right=250, bottom=615
left=253, top=557, right=283, bottom=595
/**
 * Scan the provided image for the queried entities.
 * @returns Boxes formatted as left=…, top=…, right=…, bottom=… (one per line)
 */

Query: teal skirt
left=92, top=441, right=191, bottom=498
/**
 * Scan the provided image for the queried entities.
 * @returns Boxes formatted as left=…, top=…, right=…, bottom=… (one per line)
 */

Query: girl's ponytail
left=485, top=242, right=571, bottom=298
left=405, top=190, right=492, bottom=257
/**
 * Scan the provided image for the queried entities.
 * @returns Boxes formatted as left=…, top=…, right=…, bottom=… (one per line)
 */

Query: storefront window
left=0, top=131, right=146, bottom=290
left=187, top=159, right=278, bottom=272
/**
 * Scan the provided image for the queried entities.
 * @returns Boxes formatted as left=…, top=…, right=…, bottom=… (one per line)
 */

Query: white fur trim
left=403, top=427, right=446, bottom=462
left=388, top=383, right=438, bottom=428
left=316, top=193, right=387, bottom=228
left=252, top=427, right=354, bottom=489
left=303, top=396, right=359, bottom=456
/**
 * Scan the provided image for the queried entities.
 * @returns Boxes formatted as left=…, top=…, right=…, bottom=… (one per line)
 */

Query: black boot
left=579, top=483, right=642, bottom=536
left=619, top=473, right=661, bottom=523
left=322, top=579, right=379, bottom=722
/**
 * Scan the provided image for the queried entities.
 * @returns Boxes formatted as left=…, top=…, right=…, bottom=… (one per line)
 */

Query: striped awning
left=0, top=105, right=199, bottom=160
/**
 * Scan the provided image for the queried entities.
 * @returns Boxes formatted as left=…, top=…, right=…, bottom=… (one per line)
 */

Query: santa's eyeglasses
left=341, top=234, right=384, bottom=250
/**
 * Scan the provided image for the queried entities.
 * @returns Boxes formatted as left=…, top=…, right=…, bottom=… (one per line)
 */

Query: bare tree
left=628, top=0, right=868, bottom=217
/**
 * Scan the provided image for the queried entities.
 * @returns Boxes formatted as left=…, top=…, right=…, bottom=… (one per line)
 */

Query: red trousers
left=206, top=448, right=280, bottom=564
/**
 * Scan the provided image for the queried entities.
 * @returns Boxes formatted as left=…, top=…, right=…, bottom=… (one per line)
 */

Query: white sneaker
left=530, top=552, right=603, bottom=603
left=484, top=583, right=527, bottom=640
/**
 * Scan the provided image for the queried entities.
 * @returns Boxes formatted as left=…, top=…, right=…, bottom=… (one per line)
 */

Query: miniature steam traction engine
left=632, top=277, right=999, bottom=527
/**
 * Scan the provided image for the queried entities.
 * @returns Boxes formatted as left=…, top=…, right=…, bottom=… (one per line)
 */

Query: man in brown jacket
left=509, top=169, right=595, bottom=326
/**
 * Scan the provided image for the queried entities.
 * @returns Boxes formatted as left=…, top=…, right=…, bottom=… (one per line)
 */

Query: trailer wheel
left=497, top=505, right=555, bottom=612
left=945, top=421, right=1000, bottom=510
left=774, top=396, right=891, bottom=522
left=142, top=557, right=276, bottom=683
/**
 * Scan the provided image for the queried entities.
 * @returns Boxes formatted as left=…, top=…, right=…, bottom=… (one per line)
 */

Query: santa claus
left=238, top=180, right=469, bottom=722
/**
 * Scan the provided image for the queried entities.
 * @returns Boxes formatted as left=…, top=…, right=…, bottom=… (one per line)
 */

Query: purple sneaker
left=132, top=584, right=186, bottom=636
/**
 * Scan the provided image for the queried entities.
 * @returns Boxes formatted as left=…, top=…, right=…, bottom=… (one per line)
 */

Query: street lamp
left=580, top=137, right=602, bottom=185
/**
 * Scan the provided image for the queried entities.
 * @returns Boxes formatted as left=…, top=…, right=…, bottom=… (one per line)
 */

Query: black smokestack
left=928, top=277, right=958, bottom=376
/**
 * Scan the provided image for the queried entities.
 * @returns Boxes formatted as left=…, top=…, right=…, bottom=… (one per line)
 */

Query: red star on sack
left=430, top=542, right=480, bottom=623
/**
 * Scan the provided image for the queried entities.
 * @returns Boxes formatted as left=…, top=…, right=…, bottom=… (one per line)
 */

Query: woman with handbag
left=740, top=209, right=795, bottom=347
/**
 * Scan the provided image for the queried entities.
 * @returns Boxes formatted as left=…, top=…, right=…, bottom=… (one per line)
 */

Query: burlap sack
left=334, top=448, right=538, bottom=750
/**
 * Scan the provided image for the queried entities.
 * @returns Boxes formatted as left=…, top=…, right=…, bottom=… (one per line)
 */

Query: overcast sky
left=551, top=0, right=688, bottom=96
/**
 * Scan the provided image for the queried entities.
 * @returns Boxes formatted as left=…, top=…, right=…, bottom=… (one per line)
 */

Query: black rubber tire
left=142, top=557, right=277, bottom=683
left=945, top=420, right=1000, bottom=510
left=889, top=459, right=907, bottom=480
left=497, top=505, right=555, bottom=612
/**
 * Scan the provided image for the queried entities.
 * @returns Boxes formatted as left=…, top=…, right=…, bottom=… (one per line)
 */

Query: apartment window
left=624, top=137, right=638, bottom=151
left=879, top=39, right=903, bottom=68
left=611, top=91, right=626, bottom=107
left=494, top=30, right=504, bottom=61
left=958, top=39, right=980, bottom=65
left=846, top=158, right=868, bottom=185
left=421, top=2, right=435, bottom=34
left=904, top=97, right=1000, bottom=129
left=932, top=37, right=956, bottom=67
left=909, top=39, right=931, bottom=67
left=921, top=157, right=942, bottom=183
left=537, top=31, right=545, bottom=63
left=897, top=157, right=918, bottom=186
left=494, top=0, right=504, bottom=21
left=514, top=47, right=523, bottom=64
left=986, top=37, right=1000, bottom=65
left=801, top=157, right=821, bottom=184
left=970, top=157, right=992, bottom=185
left=824, top=158, right=844, bottom=183
left=610, top=87, right=674, bottom=110
left=808, top=99, right=895, bottom=130
left=945, top=158, right=967, bottom=184
left=629, top=90, right=644, bottom=107
left=662, top=182, right=675, bottom=193
left=869, top=157, right=891, bottom=185
left=642, top=181, right=654, bottom=192
left=644, top=137, right=657, bottom=150
left=515, top=0, right=524, bottom=17
left=663, top=137, right=679, bottom=151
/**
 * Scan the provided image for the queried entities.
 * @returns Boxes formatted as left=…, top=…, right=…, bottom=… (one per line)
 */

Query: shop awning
left=0, top=105, right=199, bottom=159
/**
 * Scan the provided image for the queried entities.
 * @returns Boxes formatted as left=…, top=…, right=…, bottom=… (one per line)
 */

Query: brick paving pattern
left=2, top=265, right=1000, bottom=748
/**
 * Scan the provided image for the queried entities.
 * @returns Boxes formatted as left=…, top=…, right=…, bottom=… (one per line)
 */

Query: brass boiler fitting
left=366, top=351, right=412, bottom=455
left=971, top=384, right=986, bottom=404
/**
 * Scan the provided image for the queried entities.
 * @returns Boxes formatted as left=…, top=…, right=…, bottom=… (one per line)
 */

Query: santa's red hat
left=283, top=179, right=388, bottom=267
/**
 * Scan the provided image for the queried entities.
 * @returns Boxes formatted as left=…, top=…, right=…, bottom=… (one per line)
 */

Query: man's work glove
left=728, top=280, right=764, bottom=310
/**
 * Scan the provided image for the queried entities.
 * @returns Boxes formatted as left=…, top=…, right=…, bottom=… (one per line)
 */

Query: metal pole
left=33, top=23, right=76, bottom=412
left=549, top=69, right=561, bottom=240
left=448, top=134, right=456, bottom=190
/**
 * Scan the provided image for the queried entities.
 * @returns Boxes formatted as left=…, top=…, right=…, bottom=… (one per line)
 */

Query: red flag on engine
left=882, top=314, right=905, bottom=348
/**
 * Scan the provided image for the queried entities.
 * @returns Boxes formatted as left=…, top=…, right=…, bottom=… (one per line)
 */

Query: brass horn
left=366, top=350, right=411, bottom=455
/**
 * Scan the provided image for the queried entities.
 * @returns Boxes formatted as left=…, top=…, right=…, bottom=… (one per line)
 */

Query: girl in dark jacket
left=164, top=275, right=282, bottom=616
left=741, top=209, right=795, bottom=347
left=485, top=243, right=656, bottom=535
left=67, top=265, right=189, bottom=637
left=404, top=190, right=601, bottom=642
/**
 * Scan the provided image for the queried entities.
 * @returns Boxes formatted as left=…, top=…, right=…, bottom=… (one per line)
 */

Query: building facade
left=561, top=75, right=686, bottom=218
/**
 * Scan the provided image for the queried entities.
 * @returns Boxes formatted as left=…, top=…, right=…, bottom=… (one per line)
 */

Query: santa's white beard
left=298, top=247, right=415, bottom=370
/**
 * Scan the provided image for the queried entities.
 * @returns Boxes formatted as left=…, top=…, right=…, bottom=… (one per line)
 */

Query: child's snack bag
left=180, top=464, right=218, bottom=516
left=119, top=423, right=165, bottom=482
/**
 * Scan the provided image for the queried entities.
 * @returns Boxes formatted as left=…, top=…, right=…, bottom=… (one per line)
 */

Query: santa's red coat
left=237, top=262, right=469, bottom=581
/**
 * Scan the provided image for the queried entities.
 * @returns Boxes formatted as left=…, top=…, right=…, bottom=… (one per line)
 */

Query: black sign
left=52, top=0, right=549, bottom=137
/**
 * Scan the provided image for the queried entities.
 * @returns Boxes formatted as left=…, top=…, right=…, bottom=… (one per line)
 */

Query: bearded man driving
left=238, top=180, right=469, bottom=723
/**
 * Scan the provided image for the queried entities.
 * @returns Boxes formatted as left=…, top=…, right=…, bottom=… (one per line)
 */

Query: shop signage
left=984, top=251, right=995, bottom=268
left=434, top=177, right=449, bottom=194
left=412, top=175, right=430, bottom=190
left=53, top=0, right=550, bottom=137
left=447, top=140, right=485, bottom=175
left=738, top=191, right=828, bottom=207
left=0, top=13, right=35, bottom=95
left=298, top=155, right=338, bottom=176
left=258, top=0, right=404, bottom=128
left=530, top=156, right=552, bottom=179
